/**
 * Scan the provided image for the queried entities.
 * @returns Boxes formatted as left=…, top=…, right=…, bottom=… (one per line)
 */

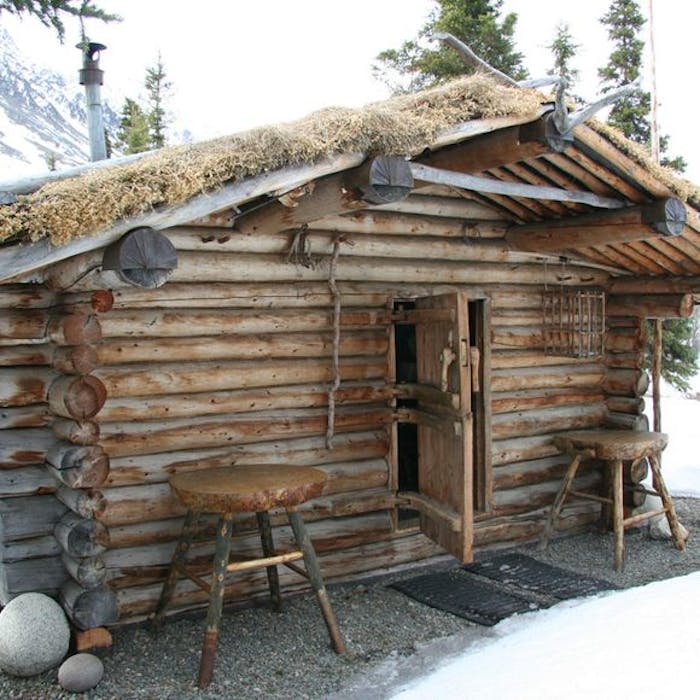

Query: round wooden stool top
left=554, top=430, right=668, bottom=461
left=170, top=464, right=327, bottom=514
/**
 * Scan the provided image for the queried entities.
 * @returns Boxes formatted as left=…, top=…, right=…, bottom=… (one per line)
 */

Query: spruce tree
left=599, top=0, right=697, bottom=389
left=144, top=53, right=171, bottom=149
left=373, top=0, right=527, bottom=93
left=116, top=98, right=151, bottom=155
left=0, top=0, right=119, bottom=41
left=547, top=23, right=581, bottom=101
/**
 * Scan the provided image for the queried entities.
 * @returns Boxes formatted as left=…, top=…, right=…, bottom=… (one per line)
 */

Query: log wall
left=1, top=199, right=642, bottom=624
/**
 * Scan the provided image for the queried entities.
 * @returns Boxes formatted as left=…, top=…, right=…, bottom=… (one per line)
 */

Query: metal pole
left=78, top=42, right=108, bottom=162
left=648, top=0, right=660, bottom=163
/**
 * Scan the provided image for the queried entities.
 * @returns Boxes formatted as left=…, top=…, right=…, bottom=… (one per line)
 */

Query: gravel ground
left=2, top=497, right=699, bottom=700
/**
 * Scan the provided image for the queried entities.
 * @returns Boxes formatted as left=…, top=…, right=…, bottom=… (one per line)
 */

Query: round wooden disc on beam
left=357, top=156, right=413, bottom=204
left=103, top=227, right=178, bottom=289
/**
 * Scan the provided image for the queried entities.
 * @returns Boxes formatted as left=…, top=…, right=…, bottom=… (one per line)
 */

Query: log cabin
left=0, top=74, right=698, bottom=628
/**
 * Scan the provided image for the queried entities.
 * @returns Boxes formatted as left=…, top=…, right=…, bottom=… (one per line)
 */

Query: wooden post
left=652, top=319, right=662, bottom=434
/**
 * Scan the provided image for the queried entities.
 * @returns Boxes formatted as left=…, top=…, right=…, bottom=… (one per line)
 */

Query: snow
left=373, top=381, right=700, bottom=700
left=391, top=572, right=700, bottom=699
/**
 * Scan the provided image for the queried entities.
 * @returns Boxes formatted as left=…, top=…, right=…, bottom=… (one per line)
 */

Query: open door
left=395, top=292, right=473, bottom=563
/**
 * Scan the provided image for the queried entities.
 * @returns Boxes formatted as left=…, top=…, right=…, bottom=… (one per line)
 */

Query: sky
left=2, top=0, right=699, bottom=180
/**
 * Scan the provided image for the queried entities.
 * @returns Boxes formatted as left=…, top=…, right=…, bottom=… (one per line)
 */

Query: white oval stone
left=0, top=592, right=70, bottom=676
left=58, top=653, right=104, bottom=692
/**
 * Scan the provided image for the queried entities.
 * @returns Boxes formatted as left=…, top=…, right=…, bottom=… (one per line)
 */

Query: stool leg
left=198, top=513, right=234, bottom=689
left=287, top=508, right=346, bottom=654
left=649, top=453, right=686, bottom=552
left=611, top=459, right=625, bottom=572
left=256, top=511, right=282, bottom=612
left=152, top=509, right=200, bottom=631
left=540, top=454, right=583, bottom=549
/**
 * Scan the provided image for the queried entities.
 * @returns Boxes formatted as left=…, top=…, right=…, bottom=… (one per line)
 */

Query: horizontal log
left=164, top=252, right=609, bottom=286
left=491, top=388, right=606, bottom=414
left=607, top=294, right=695, bottom=319
left=0, top=494, right=68, bottom=540
left=60, top=581, right=118, bottom=630
left=0, top=345, right=52, bottom=367
left=62, top=553, right=107, bottom=589
left=0, top=310, right=48, bottom=340
left=606, top=329, right=642, bottom=353
left=56, top=486, right=106, bottom=519
left=0, top=465, right=57, bottom=496
left=63, top=281, right=390, bottom=308
left=606, top=396, right=645, bottom=414
left=0, top=286, right=56, bottom=309
left=47, top=375, right=108, bottom=419
left=115, top=530, right=441, bottom=619
left=0, top=367, right=54, bottom=407
left=314, top=211, right=508, bottom=238
left=604, top=351, right=644, bottom=370
left=608, top=275, right=700, bottom=295
left=46, top=443, right=110, bottom=489
left=54, top=513, right=110, bottom=557
left=506, top=198, right=687, bottom=252
left=491, top=326, right=543, bottom=349
left=493, top=455, right=596, bottom=490
left=490, top=351, right=595, bottom=369
left=52, top=419, right=100, bottom=445
left=0, top=556, right=67, bottom=602
left=0, top=428, right=56, bottom=467
left=169, top=228, right=535, bottom=264
left=0, top=534, right=62, bottom=562
left=99, top=381, right=390, bottom=422
left=46, top=314, right=102, bottom=346
left=106, top=429, right=388, bottom=488
left=491, top=364, right=605, bottom=392
left=95, top=357, right=386, bottom=398
left=491, top=402, right=608, bottom=440
left=605, top=411, right=649, bottom=432
left=492, top=435, right=561, bottom=466
left=93, top=329, right=388, bottom=366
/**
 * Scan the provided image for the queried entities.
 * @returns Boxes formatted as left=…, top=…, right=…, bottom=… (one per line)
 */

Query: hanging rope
left=285, top=225, right=315, bottom=268
left=326, top=236, right=344, bottom=449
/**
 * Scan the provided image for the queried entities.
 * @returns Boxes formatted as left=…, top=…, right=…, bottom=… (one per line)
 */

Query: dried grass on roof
left=0, top=75, right=542, bottom=246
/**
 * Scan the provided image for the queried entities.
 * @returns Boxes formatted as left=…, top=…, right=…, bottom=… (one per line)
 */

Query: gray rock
left=0, top=592, right=70, bottom=677
left=58, top=653, right=104, bottom=693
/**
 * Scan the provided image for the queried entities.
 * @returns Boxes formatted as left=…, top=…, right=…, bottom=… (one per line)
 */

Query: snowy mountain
left=0, top=27, right=118, bottom=179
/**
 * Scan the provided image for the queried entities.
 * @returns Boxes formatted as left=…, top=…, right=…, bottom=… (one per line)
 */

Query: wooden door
left=397, top=292, right=473, bottom=562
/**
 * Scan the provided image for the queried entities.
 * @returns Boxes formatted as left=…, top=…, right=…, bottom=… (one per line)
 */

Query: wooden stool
left=541, top=430, right=686, bottom=572
left=152, top=464, right=346, bottom=688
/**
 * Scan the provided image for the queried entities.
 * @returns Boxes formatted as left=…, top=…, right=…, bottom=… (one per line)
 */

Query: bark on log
left=99, top=382, right=390, bottom=422
left=60, top=581, right=118, bottom=630
left=99, top=406, right=391, bottom=458
left=0, top=494, right=68, bottom=540
left=47, top=314, right=102, bottom=346
left=94, top=357, right=386, bottom=398
left=607, top=294, right=694, bottom=319
left=0, top=367, right=54, bottom=407
left=54, top=513, right=110, bottom=557
left=0, top=428, right=56, bottom=467
left=0, top=465, right=57, bottom=496
left=46, top=444, right=109, bottom=488
left=105, top=429, right=388, bottom=487
left=491, top=402, right=608, bottom=440
left=62, top=553, right=107, bottom=589
left=56, top=486, right=106, bottom=519
left=94, top=330, right=387, bottom=365
left=48, top=375, right=107, bottom=419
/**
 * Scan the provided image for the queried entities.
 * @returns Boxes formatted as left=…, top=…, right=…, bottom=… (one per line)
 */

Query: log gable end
left=1, top=84, right=699, bottom=625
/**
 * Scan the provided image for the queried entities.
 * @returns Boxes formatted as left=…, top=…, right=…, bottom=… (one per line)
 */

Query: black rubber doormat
left=464, top=552, right=619, bottom=600
left=391, top=553, right=618, bottom=626
left=391, top=569, right=540, bottom=626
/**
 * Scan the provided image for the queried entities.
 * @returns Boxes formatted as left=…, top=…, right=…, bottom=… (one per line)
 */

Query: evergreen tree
left=599, top=0, right=697, bottom=388
left=116, top=98, right=150, bottom=155
left=373, top=0, right=527, bottom=94
left=547, top=22, right=581, bottom=100
left=0, top=0, right=119, bottom=41
left=144, top=53, right=171, bottom=149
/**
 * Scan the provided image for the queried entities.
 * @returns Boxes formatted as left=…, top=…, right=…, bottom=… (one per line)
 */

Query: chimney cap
left=76, top=41, right=107, bottom=62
